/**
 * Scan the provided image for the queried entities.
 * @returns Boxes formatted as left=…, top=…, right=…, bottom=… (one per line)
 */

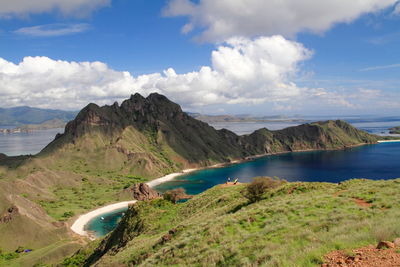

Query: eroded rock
left=0, top=205, right=19, bottom=223
left=377, top=241, right=395, bottom=249
left=131, top=183, right=161, bottom=201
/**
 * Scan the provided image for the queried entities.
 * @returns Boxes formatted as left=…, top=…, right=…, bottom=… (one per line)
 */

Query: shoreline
left=146, top=168, right=199, bottom=188
left=70, top=200, right=137, bottom=238
left=70, top=141, right=387, bottom=238
left=377, top=140, right=400, bottom=143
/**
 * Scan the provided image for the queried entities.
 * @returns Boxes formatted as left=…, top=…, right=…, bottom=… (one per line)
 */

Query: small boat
left=101, top=217, right=104, bottom=220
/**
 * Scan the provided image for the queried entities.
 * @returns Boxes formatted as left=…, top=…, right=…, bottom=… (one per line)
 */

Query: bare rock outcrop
left=0, top=205, right=19, bottom=223
left=131, top=183, right=161, bottom=201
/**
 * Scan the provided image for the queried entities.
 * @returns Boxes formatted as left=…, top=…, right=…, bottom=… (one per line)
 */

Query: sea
left=0, top=116, right=399, bottom=156
left=1, top=116, right=400, bottom=237
left=0, top=128, right=63, bottom=156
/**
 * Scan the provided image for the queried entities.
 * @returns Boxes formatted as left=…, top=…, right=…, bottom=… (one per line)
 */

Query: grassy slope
left=0, top=124, right=191, bottom=265
left=73, top=179, right=400, bottom=267
left=0, top=117, right=388, bottom=266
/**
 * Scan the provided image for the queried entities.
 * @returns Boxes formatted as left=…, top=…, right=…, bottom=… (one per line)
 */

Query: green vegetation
left=36, top=174, right=146, bottom=220
left=0, top=250, right=19, bottom=265
left=163, top=188, right=187, bottom=204
left=0, top=93, right=395, bottom=266
left=67, top=178, right=400, bottom=266
left=1, top=241, right=81, bottom=267
left=241, top=176, right=286, bottom=203
left=389, top=126, right=400, bottom=134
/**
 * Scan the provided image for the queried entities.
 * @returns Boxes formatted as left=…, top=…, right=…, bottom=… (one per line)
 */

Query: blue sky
left=0, top=0, right=400, bottom=116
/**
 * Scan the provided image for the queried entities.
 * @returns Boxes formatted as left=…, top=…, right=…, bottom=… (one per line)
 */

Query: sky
left=0, top=0, right=400, bottom=116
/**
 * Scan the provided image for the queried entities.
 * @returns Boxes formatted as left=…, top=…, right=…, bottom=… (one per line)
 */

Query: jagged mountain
left=0, top=93, right=380, bottom=265
left=40, top=93, right=378, bottom=178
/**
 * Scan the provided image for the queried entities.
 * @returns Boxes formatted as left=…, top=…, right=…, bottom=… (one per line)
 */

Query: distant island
left=189, top=113, right=308, bottom=123
left=389, top=126, right=400, bottom=134
left=0, top=118, right=66, bottom=134
left=0, top=93, right=396, bottom=266
left=0, top=106, right=76, bottom=126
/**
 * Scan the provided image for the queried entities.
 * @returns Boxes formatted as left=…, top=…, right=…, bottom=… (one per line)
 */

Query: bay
left=89, top=142, right=400, bottom=236
left=154, top=142, right=400, bottom=195
left=0, top=128, right=63, bottom=156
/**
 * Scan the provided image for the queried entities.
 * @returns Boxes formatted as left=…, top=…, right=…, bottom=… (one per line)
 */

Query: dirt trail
left=323, top=244, right=400, bottom=267
left=352, top=198, right=372, bottom=208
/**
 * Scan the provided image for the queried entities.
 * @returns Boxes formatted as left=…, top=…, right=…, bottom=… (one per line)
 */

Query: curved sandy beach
left=70, top=200, right=137, bottom=238
left=70, top=168, right=198, bottom=237
left=146, top=168, right=198, bottom=188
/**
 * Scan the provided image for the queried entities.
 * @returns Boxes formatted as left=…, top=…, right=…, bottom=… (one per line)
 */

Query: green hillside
left=65, top=178, right=400, bottom=266
left=0, top=93, right=389, bottom=266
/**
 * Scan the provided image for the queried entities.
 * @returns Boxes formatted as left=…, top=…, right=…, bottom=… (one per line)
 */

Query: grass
left=2, top=240, right=82, bottom=267
left=37, top=174, right=146, bottom=220
left=68, top=178, right=400, bottom=267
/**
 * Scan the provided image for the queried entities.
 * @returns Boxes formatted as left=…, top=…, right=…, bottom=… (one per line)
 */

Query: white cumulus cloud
left=164, top=0, right=398, bottom=41
left=0, top=0, right=110, bottom=18
left=0, top=36, right=316, bottom=110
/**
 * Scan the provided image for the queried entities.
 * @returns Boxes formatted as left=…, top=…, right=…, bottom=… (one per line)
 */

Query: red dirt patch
left=323, top=244, right=400, bottom=267
left=353, top=198, right=372, bottom=208
left=220, top=182, right=242, bottom=188
left=287, top=186, right=297, bottom=194
left=333, top=190, right=347, bottom=197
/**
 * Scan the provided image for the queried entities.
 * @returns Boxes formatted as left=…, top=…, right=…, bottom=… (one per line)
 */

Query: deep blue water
left=87, top=142, right=400, bottom=236
left=0, top=116, right=399, bottom=156
left=154, top=142, right=400, bottom=195
left=84, top=208, right=127, bottom=237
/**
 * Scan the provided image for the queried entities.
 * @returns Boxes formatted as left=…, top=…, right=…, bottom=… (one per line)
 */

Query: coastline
left=146, top=168, right=199, bottom=188
left=70, top=141, right=384, bottom=239
left=377, top=140, right=400, bottom=143
left=70, top=200, right=137, bottom=239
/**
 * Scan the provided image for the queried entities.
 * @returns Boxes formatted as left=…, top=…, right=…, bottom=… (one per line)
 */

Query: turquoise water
left=154, top=142, right=400, bottom=195
left=84, top=208, right=127, bottom=237
left=88, top=142, right=400, bottom=237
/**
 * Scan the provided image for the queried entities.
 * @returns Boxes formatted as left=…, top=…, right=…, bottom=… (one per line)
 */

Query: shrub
left=241, top=177, right=285, bottom=203
left=62, top=211, right=75, bottom=218
left=163, top=188, right=187, bottom=204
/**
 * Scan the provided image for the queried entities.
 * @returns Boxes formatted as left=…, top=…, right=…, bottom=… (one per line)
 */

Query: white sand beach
left=70, top=168, right=198, bottom=238
left=70, top=200, right=137, bottom=238
left=146, top=168, right=198, bottom=188
left=377, top=140, right=400, bottom=143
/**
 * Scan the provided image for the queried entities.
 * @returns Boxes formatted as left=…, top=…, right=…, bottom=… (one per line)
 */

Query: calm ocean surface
left=154, top=142, right=400, bottom=195
left=84, top=208, right=126, bottom=237
left=88, top=141, right=400, bottom=236
left=0, top=116, right=399, bottom=156
left=2, top=117, right=400, bottom=236
left=0, top=128, right=63, bottom=156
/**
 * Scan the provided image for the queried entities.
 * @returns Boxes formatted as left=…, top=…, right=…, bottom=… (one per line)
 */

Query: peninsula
left=0, top=93, right=390, bottom=266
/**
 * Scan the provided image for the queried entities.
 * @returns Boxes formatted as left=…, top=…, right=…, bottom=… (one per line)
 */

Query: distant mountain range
left=0, top=106, right=77, bottom=126
left=0, top=93, right=388, bottom=266
left=0, top=118, right=66, bottom=134
left=188, top=113, right=307, bottom=123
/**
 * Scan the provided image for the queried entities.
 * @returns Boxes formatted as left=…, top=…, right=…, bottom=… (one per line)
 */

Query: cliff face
left=41, top=93, right=378, bottom=178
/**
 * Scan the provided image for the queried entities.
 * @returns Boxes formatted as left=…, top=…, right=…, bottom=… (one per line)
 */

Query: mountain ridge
left=0, top=93, right=382, bottom=265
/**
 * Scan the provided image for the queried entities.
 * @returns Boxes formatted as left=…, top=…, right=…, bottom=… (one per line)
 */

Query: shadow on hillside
left=0, top=154, right=31, bottom=170
left=228, top=202, right=250, bottom=214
